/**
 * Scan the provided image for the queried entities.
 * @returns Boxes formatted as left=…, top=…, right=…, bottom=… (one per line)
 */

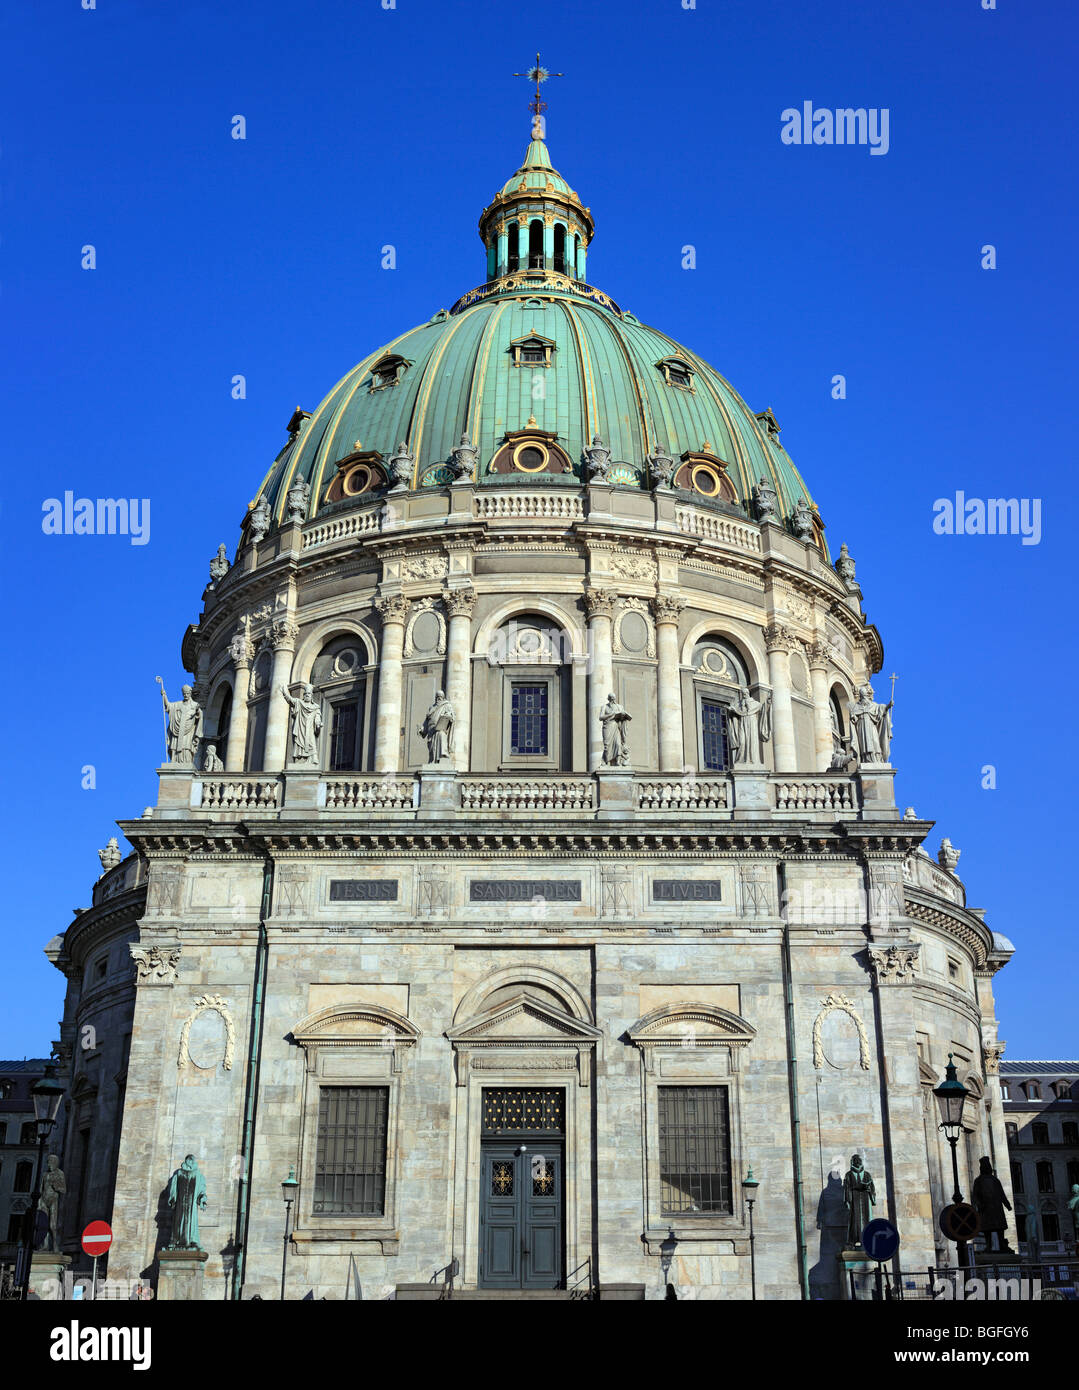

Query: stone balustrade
left=675, top=507, right=761, bottom=553
left=195, top=777, right=282, bottom=811
left=321, top=776, right=416, bottom=810
left=772, top=776, right=857, bottom=813
left=636, top=778, right=731, bottom=811
left=301, top=507, right=381, bottom=549
left=473, top=492, right=584, bottom=521
left=459, top=778, right=596, bottom=812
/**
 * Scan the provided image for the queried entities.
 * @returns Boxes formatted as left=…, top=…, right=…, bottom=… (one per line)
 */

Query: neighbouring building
left=0, top=1058, right=62, bottom=1282
left=1001, top=1061, right=1079, bottom=1257
left=43, top=102, right=1016, bottom=1300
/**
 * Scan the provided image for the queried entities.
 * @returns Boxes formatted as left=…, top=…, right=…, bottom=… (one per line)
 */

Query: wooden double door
left=479, top=1142, right=564, bottom=1289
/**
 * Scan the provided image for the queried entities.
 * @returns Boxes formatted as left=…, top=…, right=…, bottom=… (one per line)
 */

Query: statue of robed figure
left=849, top=684, right=893, bottom=763
left=972, top=1156, right=1013, bottom=1253
left=40, top=1154, right=66, bottom=1253
left=419, top=691, right=455, bottom=763
left=280, top=683, right=323, bottom=763
left=157, top=680, right=203, bottom=767
left=166, top=1154, right=207, bottom=1251
left=599, top=693, right=632, bottom=767
left=727, top=688, right=772, bottom=766
left=843, top=1154, right=876, bottom=1248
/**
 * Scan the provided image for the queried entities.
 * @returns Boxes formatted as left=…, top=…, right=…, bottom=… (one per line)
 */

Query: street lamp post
left=280, top=1167, right=298, bottom=1300
left=659, top=1227, right=678, bottom=1300
left=741, top=1166, right=760, bottom=1301
left=18, top=1064, right=65, bottom=1301
left=933, top=1054, right=972, bottom=1270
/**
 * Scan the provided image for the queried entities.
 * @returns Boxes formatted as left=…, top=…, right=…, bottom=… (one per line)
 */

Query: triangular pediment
left=448, top=992, right=602, bottom=1047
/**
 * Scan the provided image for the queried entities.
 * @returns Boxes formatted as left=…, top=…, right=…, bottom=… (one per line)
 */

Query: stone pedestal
left=596, top=768, right=635, bottom=815
left=282, top=771, right=320, bottom=812
left=418, top=767, right=459, bottom=813
left=731, top=767, right=770, bottom=816
left=156, top=766, right=194, bottom=811
left=836, top=1248, right=874, bottom=1301
left=156, top=1248, right=209, bottom=1301
left=857, top=763, right=897, bottom=817
left=29, top=1251, right=71, bottom=1301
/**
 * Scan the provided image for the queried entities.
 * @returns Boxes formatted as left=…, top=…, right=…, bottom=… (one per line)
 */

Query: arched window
left=477, top=614, right=572, bottom=771
left=311, top=636, right=372, bottom=772
left=205, top=685, right=231, bottom=769
left=20, top=1121, right=36, bottom=1145
left=553, top=224, right=566, bottom=274
left=528, top=219, right=544, bottom=269
left=14, top=1160, right=32, bottom=1192
left=690, top=637, right=752, bottom=772
left=508, top=227, right=520, bottom=273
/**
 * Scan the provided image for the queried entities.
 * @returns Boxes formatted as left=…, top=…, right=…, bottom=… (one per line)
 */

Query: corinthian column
left=652, top=594, right=685, bottom=772
left=374, top=595, right=409, bottom=774
left=262, top=619, right=299, bottom=773
left=443, top=587, right=476, bottom=771
left=225, top=630, right=254, bottom=772
left=807, top=639, right=834, bottom=773
left=585, top=588, right=616, bottom=771
left=765, top=624, right=798, bottom=773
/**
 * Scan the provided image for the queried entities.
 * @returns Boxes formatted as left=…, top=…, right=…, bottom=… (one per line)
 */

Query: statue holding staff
left=157, top=679, right=203, bottom=766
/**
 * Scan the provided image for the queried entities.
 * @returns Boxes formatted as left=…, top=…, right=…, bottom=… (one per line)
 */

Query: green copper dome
left=252, top=135, right=818, bottom=545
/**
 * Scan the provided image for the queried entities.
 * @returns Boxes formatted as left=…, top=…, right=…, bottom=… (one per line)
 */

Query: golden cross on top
left=513, top=52, right=564, bottom=122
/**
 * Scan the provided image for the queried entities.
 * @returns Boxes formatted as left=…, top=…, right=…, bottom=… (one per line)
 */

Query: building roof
left=1000, top=1061, right=1079, bottom=1074
left=251, top=134, right=818, bottom=542
left=0, top=1059, right=51, bottom=1073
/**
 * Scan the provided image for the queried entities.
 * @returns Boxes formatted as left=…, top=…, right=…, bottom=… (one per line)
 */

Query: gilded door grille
left=482, top=1087, right=565, bottom=1135
left=491, top=1161, right=514, bottom=1195
left=658, top=1085, right=732, bottom=1215
left=532, top=1158, right=555, bottom=1195
left=313, top=1085, right=388, bottom=1215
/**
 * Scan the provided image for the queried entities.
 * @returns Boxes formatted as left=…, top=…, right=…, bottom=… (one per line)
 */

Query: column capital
left=442, top=586, right=477, bottom=619
left=229, top=634, right=255, bottom=668
left=375, top=594, right=410, bottom=626
left=867, top=943, right=920, bottom=986
left=982, top=1039, right=1006, bottom=1075
left=651, top=593, right=685, bottom=625
left=764, top=622, right=797, bottom=653
left=806, top=638, right=831, bottom=669
left=584, top=587, right=617, bottom=620
left=270, top=618, right=299, bottom=652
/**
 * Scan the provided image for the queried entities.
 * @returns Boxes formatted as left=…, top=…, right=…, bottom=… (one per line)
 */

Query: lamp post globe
left=933, top=1055, right=973, bottom=1269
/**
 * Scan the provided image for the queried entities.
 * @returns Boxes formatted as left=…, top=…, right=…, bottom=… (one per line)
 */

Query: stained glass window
left=510, top=683, right=548, bottom=755
left=701, top=699, right=730, bottom=771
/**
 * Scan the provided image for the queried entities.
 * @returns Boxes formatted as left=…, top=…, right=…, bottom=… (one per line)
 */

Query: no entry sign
left=81, top=1221, right=113, bottom=1257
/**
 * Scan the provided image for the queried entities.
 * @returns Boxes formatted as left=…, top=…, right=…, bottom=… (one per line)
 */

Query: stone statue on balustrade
left=157, top=680, right=203, bottom=767
left=40, top=1155, right=66, bottom=1253
left=386, top=441, right=415, bottom=491
left=849, top=684, right=893, bottom=763
left=645, top=445, right=675, bottom=491
left=208, top=544, right=230, bottom=584
left=583, top=434, right=613, bottom=482
left=285, top=477, right=310, bottom=523
left=166, top=1155, right=207, bottom=1252
left=752, top=476, right=778, bottom=521
left=98, top=837, right=122, bottom=875
left=200, top=740, right=224, bottom=773
left=600, top=693, right=632, bottom=767
left=419, top=691, right=455, bottom=763
left=791, top=497, right=815, bottom=541
left=248, top=498, right=271, bottom=544
left=726, top=688, right=772, bottom=767
left=447, top=433, right=478, bottom=485
left=280, top=683, right=323, bottom=763
left=972, top=1157, right=1013, bottom=1254
left=843, top=1154, right=876, bottom=1248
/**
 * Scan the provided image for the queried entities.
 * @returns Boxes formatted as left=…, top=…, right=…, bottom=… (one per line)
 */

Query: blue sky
left=1, top=0, right=1075, bottom=1057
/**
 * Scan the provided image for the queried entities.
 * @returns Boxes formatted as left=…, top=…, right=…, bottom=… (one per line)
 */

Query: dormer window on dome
left=369, top=354, right=409, bottom=392
left=488, top=426, right=573, bottom=477
left=656, top=357, right=695, bottom=392
left=511, top=334, right=555, bottom=368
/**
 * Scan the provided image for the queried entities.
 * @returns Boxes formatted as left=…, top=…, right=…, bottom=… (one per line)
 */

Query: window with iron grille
left=1036, top=1160, right=1055, bottom=1193
left=658, top=1086, right=733, bottom=1216
left=481, top=1088, right=565, bottom=1135
left=700, top=699, right=730, bottom=771
left=313, top=1087, right=388, bottom=1216
left=510, top=683, right=548, bottom=755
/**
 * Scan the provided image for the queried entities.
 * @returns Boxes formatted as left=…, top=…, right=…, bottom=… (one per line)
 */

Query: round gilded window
left=342, top=463, right=376, bottom=497
left=512, top=442, right=549, bottom=473
left=690, top=463, right=723, bottom=498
